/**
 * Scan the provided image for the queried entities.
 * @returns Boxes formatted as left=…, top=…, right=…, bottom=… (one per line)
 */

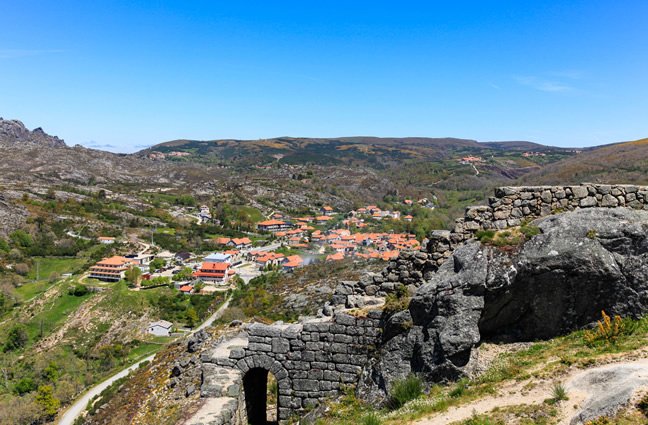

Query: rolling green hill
left=138, top=136, right=577, bottom=168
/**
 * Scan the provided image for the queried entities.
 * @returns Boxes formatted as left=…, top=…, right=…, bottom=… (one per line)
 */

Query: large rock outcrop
left=360, top=208, right=648, bottom=399
left=0, top=118, right=66, bottom=148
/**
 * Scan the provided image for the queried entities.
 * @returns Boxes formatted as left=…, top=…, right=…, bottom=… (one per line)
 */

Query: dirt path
left=415, top=358, right=648, bottom=425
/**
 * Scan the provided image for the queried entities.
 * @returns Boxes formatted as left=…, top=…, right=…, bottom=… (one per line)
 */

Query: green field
left=26, top=257, right=87, bottom=281
left=15, top=257, right=87, bottom=301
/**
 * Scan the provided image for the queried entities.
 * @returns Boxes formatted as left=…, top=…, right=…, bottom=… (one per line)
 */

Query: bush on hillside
left=388, top=374, right=423, bottom=409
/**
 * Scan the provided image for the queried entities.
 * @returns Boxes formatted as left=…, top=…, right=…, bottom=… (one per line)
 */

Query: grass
left=456, top=403, right=558, bottom=425
left=389, top=375, right=424, bottom=409
left=546, top=383, right=568, bottom=405
left=16, top=257, right=88, bottom=301
left=476, top=225, right=541, bottom=248
left=362, top=412, right=382, bottom=425
left=20, top=284, right=94, bottom=341
left=26, top=257, right=87, bottom=281
left=124, top=342, right=164, bottom=363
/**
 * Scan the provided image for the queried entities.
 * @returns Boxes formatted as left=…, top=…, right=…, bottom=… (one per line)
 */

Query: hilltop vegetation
left=522, top=138, right=648, bottom=185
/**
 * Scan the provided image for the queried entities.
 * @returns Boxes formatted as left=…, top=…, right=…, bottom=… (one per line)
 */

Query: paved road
left=195, top=296, right=231, bottom=332
left=58, top=354, right=155, bottom=425
left=59, top=296, right=231, bottom=425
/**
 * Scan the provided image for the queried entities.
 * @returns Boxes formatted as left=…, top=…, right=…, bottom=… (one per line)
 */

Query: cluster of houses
left=256, top=206, right=337, bottom=233
left=314, top=229, right=420, bottom=261
left=458, top=156, right=483, bottom=164
left=522, top=151, right=547, bottom=157
left=147, top=151, right=192, bottom=160
left=347, top=205, right=412, bottom=223
left=244, top=251, right=305, bottom=272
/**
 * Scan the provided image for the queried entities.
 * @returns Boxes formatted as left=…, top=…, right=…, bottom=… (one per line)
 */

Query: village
left=85, top=201, right=431, bottom=318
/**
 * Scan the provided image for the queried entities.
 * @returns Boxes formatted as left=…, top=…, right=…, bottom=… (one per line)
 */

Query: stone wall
left=201, top=311, right=382, bottom=423
left=426, top=184, right=648, bottom=268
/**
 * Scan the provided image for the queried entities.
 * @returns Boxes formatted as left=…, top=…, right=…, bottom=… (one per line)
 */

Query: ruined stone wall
left=201, top=311, right=382, bottom=423
left=453, top=183, right=648, bottom=242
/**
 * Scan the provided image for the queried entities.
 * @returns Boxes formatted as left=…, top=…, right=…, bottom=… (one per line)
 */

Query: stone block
left=293, top=379, right=320, bottom=392
left=272, top=338, right=290, bottom=354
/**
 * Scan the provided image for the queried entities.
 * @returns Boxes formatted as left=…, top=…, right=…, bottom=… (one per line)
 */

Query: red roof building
left=193, top=261, right=233, bottom=284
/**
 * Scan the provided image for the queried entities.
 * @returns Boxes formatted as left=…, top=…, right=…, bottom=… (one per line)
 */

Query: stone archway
left=236, top=355, right=290, bottom=424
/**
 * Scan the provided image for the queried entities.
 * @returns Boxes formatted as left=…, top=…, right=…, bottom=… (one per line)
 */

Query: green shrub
left=389, top=374, right=423, bottom=409
left=3, top=324, right=28, bottom=352
left=383, top=292, right=410, bottom=315
left=586, top=229, right=598, bottom=239
left=14, top=377, right=37, bottom=395
left=462, top=415, right=502, bottom=425
left=362, top=412, right=382, bottom=425
left=68, top=284, right=89, bottom=297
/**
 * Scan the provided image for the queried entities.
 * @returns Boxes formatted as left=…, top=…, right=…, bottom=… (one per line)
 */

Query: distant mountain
left=521, top=138, right=648, bottom=185
left=138, top=136, right=576, bottom=168
left=481, top=140, right=566, bottom=151
left=0, top=118, right=175, bottom=187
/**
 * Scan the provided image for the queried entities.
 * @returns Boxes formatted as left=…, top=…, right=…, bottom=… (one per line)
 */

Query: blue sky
left=1, top=1, right=647, bottom=152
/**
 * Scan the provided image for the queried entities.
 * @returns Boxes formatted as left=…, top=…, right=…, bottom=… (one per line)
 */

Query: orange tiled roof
left=96, top=256, right=133, bottom=266
left=258, top=219, right=286, bottom=226
left=198, top=262, right=230, bottom=271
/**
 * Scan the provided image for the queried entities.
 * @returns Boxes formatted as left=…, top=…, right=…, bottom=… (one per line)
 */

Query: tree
left=14, top=377, right=36, bottom=395
left=173, top=267, right=194, bottom=281
left=35, top=385, right=60, bottom=417
left=149, top=258, right=166, bottom=272
left=124, top=266, right=142, bottom=286
left=42, top=362, right=60, bottom=383
left=9, top=230, right=33, bottom=248
left=68, top=284, right=89, bottom=297
left=4, top=325, right=28, bottom=352
left=186, top=307, right=199, bottom=328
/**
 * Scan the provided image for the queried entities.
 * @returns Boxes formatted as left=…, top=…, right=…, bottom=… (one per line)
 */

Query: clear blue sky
left=1, top=1, right=647, bottom=152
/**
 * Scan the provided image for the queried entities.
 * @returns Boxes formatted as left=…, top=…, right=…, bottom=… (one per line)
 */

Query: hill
left=521, top=138, right=648, bottom=185
left=138, top=136, right=576, bottom=168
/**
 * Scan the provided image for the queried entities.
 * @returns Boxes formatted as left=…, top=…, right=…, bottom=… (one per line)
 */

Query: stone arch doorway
left=243, top=368, right=278, bottom=424
left=236, top=355, right=290, bottom=424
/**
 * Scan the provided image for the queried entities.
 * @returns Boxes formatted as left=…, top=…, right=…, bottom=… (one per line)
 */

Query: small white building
left=147, top=320, right=173, bottom=337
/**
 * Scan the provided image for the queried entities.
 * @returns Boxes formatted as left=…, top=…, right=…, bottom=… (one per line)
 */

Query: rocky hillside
left=0, top=118, right=65, bottom=148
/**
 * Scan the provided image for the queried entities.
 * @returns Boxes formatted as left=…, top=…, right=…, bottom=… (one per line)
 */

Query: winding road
left=58, top=296, right=231, bottom=425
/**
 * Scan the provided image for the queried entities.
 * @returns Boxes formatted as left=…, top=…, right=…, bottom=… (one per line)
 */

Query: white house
left=147, top=320, right=173, bottom=337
